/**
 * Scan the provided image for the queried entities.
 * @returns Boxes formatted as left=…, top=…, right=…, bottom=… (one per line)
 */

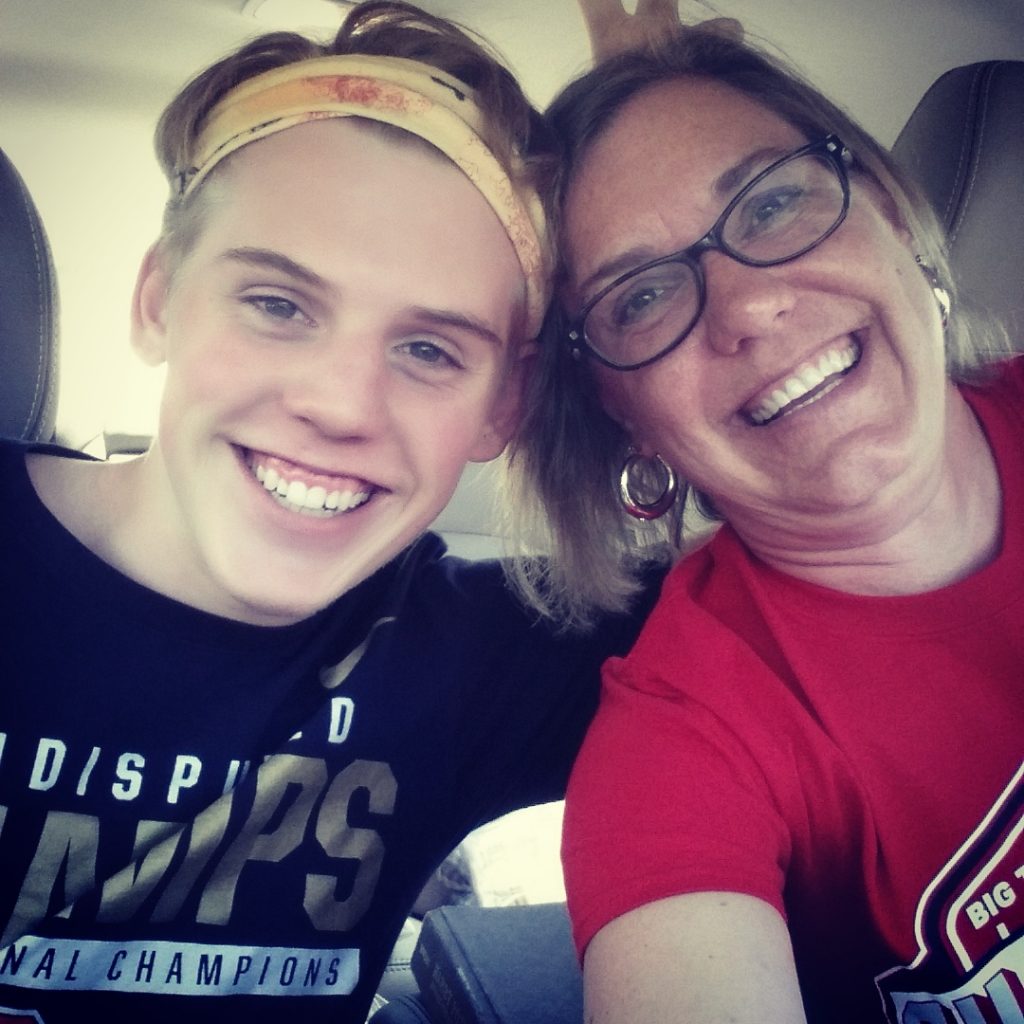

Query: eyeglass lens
left=583, top=145, right=846, bottom=369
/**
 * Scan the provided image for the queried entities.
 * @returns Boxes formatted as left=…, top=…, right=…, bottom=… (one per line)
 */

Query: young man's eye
left=243, top=294, right=310, bottom=325
left=400, top=339, right=463, bottom=370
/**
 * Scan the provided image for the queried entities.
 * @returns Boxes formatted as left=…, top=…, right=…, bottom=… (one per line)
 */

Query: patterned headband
left=176, top=53, right=552, bottom=337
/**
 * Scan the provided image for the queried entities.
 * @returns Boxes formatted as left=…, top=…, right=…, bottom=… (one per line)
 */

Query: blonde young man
left=0, top=5, right=650, bottom=1021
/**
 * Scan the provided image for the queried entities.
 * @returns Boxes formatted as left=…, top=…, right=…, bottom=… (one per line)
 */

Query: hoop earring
left=619, top=452, right=678, bottom=520
left=915, top=255, right=951, bottom=329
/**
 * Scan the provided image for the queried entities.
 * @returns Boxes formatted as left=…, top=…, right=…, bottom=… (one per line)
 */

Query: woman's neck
left=726, top=391, right=1003, bottom=596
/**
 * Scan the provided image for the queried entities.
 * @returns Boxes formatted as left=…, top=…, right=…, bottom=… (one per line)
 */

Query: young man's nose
left=282, top=337, right=390, bottom=437
left=700, top=255, right=797, bottom=356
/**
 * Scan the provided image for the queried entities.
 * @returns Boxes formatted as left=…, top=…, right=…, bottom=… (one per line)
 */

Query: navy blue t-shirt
left=0, top=439, right=652, bottom=1023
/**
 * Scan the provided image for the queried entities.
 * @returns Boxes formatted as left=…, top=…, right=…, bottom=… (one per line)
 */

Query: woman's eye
left=609, top=274, right=687, bottom=330
left=738, top=186, right=803, bottom=236
left=616, top=286, right=663, bottom=326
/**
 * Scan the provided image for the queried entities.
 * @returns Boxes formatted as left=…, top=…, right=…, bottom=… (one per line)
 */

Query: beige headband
left=177, top=53, right=552, bottom=337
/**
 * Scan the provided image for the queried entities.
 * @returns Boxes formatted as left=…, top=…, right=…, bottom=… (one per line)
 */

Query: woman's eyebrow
left=712, top=146, right=791, bottom=196
left=575, top=245, right=664, bottom=304
left=220, top=246, right=327, bottom=289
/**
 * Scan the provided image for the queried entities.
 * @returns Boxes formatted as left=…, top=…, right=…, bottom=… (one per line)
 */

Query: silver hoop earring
left=619, top=452, right=678, bottom=520
left=916, top=255, right=951, bottom=329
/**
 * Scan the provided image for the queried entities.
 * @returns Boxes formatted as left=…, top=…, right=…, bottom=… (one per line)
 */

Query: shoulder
left=625, top=528, right=749, bottom=671
left=0, top=435, right=37, bottom=479
left=956, top=356, right=1024, bottom=469
left=369, top=539, right=655, bottom=738
left=398, top=537, right=656, bottom=660
left=605, top=529, right=810, bottom=746
left=0, top=436, right=100, bottom=502
left=0, top=437, right=25, bottom=485
left=388, top=537, right=524, bottom=630
left=961, top=354, right=1024, bottom=415
left=0, top=436, right=82, bottom=509
left=0, top=439, right=36, bottom=539
left=995, top=353, right=1024, bottom=391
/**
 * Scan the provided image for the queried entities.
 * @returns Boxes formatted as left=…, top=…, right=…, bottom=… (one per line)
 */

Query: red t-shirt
left=563, top=359, right=1024, bottom=1024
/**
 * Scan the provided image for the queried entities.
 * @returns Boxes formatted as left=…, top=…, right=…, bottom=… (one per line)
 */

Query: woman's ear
left=862, top=176, right=913, bottom=245
left=595, top=381, right=654, bottom=456
left=130, top=243, right=173, bottom=367
left=593, top=367, right=637, bottom=434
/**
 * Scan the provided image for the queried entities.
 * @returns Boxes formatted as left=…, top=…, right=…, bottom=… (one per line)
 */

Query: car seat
left=891, top=60, right=1024, bottom=345
left=0, top=145, right=59, bottom=442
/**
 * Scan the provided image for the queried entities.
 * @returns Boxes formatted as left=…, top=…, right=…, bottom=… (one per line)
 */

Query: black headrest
left=0, top=146, right=59, bottom=441
left=892, top=61, right=1024, bottom=341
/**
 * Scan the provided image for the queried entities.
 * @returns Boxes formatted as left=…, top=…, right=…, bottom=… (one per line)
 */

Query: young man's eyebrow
left=407, top=306, right=505, bottom=347
left=220, top=249, right=506, bottom=344
left=220, top=246, right=327, bottom=289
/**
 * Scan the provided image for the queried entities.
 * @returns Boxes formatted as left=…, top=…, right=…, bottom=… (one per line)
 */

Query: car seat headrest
left=0, top=146, right=59, bottom=442
left=892, top=60, right=1024, bottom=343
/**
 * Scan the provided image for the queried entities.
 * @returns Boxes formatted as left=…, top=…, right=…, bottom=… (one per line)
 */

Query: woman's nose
left=282, top=336, right=390, bottom=439
left=699, top=253, right=797, bottom=356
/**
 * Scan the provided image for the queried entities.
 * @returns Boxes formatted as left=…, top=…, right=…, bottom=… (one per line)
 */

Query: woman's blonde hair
left=504, top=27, right=1013, bottom=629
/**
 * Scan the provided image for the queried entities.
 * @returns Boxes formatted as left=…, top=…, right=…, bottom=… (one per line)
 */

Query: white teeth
left=798, top=367, right=820, bottom=389
left=747, top=339, right=861, bottom=425
left=251, top=461, right=372, bottom=516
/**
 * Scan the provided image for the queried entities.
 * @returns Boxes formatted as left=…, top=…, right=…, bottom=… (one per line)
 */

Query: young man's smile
left=245, top=448, right=373, bottom=517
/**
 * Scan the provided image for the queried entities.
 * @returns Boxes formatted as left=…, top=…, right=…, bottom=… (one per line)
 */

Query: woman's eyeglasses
left=569, top=135, right=852, bottom=371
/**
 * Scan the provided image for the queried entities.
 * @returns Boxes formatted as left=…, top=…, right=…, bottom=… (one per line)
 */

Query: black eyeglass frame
left=568, top=134, right=853, bottom=371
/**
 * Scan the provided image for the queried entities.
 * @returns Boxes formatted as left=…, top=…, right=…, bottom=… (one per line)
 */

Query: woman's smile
left=743, top=335, right=862, bottom=425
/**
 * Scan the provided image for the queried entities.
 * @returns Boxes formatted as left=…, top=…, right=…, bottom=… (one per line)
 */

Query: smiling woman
left=504, top=14, right=1024, bottom=1024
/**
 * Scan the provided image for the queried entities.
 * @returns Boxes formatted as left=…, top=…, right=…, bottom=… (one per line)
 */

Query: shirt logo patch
left=877, top=762, right=1024, bottom=1023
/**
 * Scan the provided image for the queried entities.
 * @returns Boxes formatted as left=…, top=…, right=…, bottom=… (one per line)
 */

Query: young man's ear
left=469, top=341, right=538, bottom=463
left=130, top=242, right=174, bottom=367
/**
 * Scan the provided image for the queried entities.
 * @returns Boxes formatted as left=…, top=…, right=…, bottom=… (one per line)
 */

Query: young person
left=0, top=4, right=651, bottom=1021
left=509, top=7, right=1023, bottom=1022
